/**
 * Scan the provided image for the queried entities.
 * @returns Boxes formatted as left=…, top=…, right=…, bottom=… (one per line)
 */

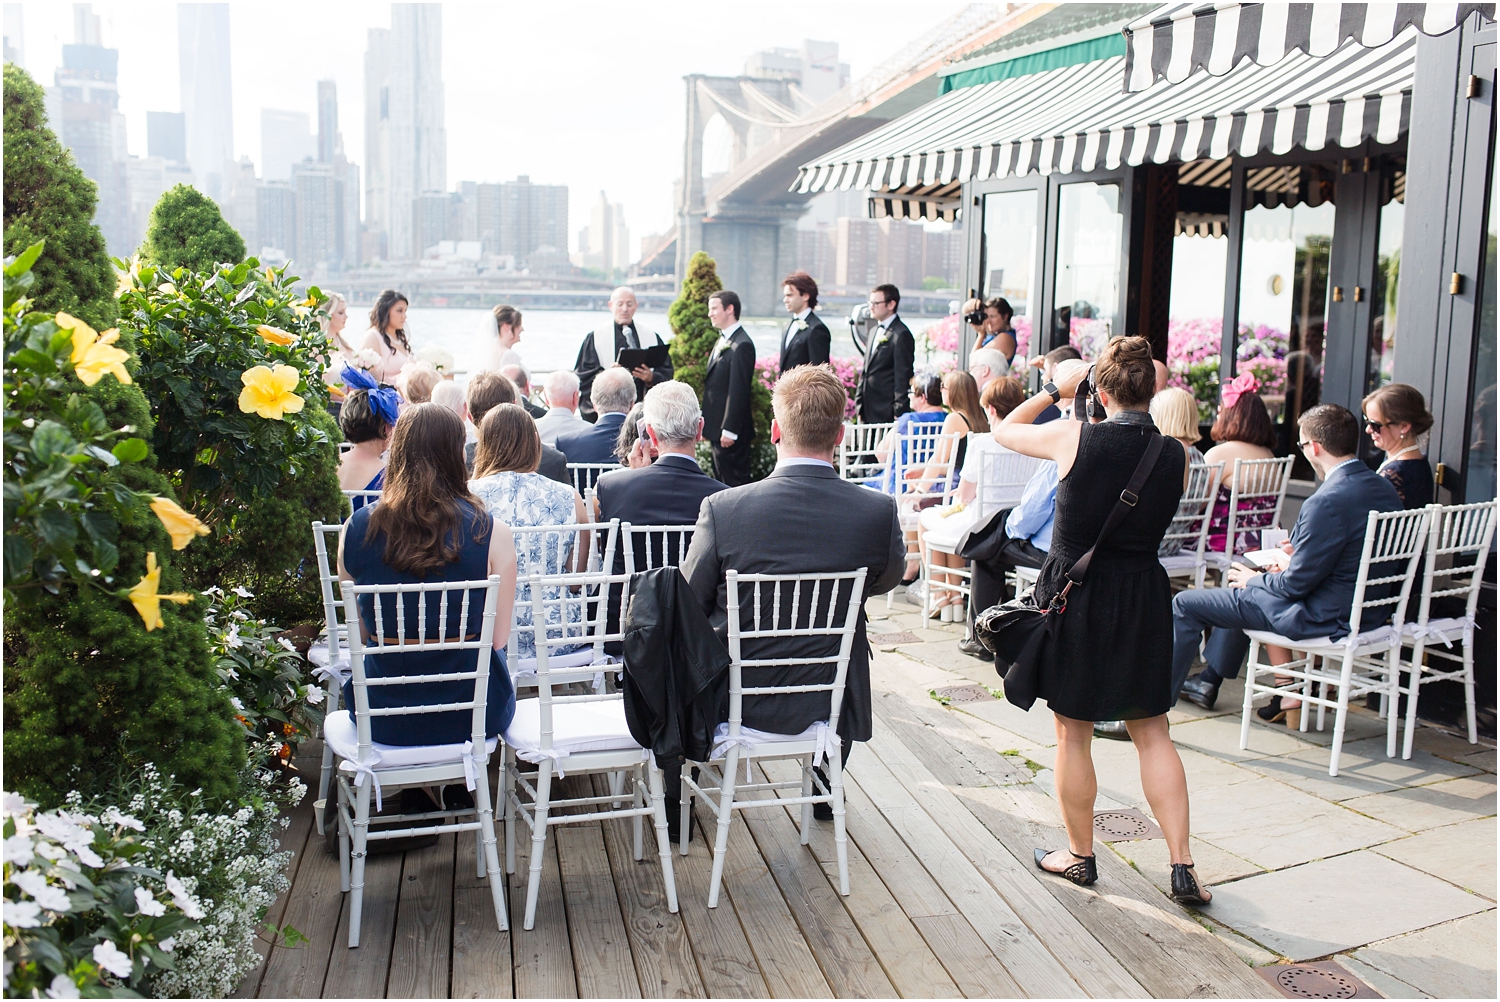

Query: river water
left=394, top=308, right=871, bottom=378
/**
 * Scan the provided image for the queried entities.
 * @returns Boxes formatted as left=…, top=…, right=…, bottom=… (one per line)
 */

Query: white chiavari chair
left=567, top=462, right=622, bottom=494
left=1240, top=507, right=1432, bottom=776
left=309, top=521, right=352, bottom=836
left=1396, top=500, right=1497, bottom=758
left=501, top=565, right=678, bottom=930
left=921, top=447, right=1041, bottom=618
left=1204, top=457, right=1294, bottom=575
left=1158, top=462, right=1225, bottom=590
left=332, top=574, right=507, bottom=946
left=342, top=488, right=382, bottom=514
left=682, top=568, right=867, bottom=907
left=505, top=521, right=621, bottom=692
left=838, top=421, right=895, bottom=483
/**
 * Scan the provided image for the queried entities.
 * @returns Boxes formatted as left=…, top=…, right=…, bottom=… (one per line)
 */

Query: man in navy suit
left=1174, top=405, right=1403, bottom=708
left=778, top=271, right=831, bottom=374
left=555, top=366, right=636, bottom=464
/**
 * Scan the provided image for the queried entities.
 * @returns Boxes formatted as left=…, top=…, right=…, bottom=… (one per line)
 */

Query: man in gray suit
left=1174, top=404, right=1403, bottom=708
left=681, top=364, right=905, bottom=816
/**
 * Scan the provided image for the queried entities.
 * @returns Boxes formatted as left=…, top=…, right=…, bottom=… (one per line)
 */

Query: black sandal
left=1034, top=848, right=1097, bottom=886
left=1170, top=862, right=1211, bottom=905
left=1256, top=694, right=1285, bottom=722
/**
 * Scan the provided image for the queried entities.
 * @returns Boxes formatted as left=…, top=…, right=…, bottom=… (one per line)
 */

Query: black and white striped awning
left=794, top=32, right=1416, bottom=211
left=1123, top=2, right=1493, bottom=91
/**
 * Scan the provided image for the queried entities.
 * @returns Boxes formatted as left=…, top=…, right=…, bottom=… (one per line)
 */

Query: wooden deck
left=234, top=651, right=1278, bottom=999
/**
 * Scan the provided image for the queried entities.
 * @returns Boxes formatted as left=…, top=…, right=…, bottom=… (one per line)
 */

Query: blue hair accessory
left=340, top=364, right=401, bottom=426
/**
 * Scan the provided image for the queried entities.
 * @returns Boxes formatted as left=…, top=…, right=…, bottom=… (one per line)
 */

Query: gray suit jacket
left=679, top=463, right=905, bottom=743
left=1243, top=460, right=1403, bottom=638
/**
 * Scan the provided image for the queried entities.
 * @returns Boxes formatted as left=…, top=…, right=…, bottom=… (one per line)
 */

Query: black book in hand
left=617, top=344, right=669, bottom=370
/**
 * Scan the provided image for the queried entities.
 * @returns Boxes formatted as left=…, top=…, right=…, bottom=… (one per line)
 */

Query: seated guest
left=681, top=364, right=905, bottom=818
left=598, top=381, right=727, bottom=562
left=1202, top=374, right=1277, bottom=554
left=869, top=371, right=948, bottom=496
left=919, top=377, right=1025, bottom=621
left=967, top=348, right=1007, bottom=395
left=337, top=403, right=517, bottom=744
left=912, top=370, right=991, bottom=618
left=469, top=404, right=591, bottom=660
left=401, top=362, right=440, bottom=405
left=556, top=366, right=636, bottom=464
left=534, top=369, right=589, bottom=446
left=1151, top=386, right=1210, bottom=558
left=501, top=363, right=548, bottom=420
left=1026, top=345, right=1083, bottom=424
left=1175, top=404, right=1403, bottom=712
left=465, top=371, right=569, bottom=485
left=614, top=403, right=646, bottom=464
left=337, top=375, right=399, bottom=512
left=430, top=379, right=476, bottom=447
left=1362, top=383, right=1434, bottom=508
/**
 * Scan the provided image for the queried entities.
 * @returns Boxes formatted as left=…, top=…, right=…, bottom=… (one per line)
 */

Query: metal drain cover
left=933, top=684, right=995, bottom=703
left=1258, top=962, right=1380, bottom=999
left=870, top=631, right=920, bottom=645
left=1093, top=808, right=1164, bottom=841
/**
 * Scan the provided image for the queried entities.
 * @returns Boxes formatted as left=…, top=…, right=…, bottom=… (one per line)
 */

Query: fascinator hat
left=1220, top=371, right=1261, bottom=410
left=341, top=364, right=402, bottom=426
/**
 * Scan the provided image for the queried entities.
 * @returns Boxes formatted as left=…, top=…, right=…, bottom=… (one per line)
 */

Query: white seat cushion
left=1245, top=628, right=1400, bottom=656
left=324, top=710, right=497, bottom=771
left=708, top=721, right=838, bottom=764
left=1158, top=554, right=1201, bottom=572
left=509, top=649, right=614, bottom=680
left=503, top=697, right=641, bottom=765
left=1403, top=616, right=1473, bottom=646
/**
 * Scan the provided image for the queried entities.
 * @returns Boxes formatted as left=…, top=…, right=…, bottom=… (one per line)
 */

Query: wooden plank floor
left=238, top=651, right=1279, bottom=999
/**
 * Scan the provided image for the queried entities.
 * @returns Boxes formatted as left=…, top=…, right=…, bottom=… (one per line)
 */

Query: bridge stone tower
left=677, top=74, right=808, bottom=317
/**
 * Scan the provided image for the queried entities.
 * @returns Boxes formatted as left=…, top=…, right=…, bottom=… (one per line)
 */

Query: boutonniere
left=875, top=330, right=890, bottom=345
left=795, top=319, right=809, bottom=332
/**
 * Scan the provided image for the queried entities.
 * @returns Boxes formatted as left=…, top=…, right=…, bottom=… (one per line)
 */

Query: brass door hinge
left=1467, top=74, right=1482, bottom=98
left=1332, top=286, right=1345, bottom=302
left=1451, top=272, right=1465, bottom=294
left=1353, top=285, right=1365, bottom=302
left=1436, top=462, right=1449, bottom=486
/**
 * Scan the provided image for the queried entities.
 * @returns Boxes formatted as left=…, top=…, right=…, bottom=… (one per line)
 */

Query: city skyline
left=8, top=1, right=967, bottom=252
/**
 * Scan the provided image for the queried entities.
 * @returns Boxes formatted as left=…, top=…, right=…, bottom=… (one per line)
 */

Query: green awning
left=939, top=34, right=1127, bottom=93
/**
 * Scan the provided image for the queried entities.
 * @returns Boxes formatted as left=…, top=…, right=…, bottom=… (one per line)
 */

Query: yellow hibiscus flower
left=237, top=364, right=305, bottom=420
left=149, top=496, right=210, bottom=550
left=56, top=312, right=132, bottom=387
left=128, top=552, right=194, bottom=631
left=256, top=324, right=297, bottom=346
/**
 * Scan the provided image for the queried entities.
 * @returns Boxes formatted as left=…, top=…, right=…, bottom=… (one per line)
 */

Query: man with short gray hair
left=555, top=366, right=637, bottom=463
left=967, top=347, right=1007, bottom=393
left=597, top=380, right=726, bottom=533
left=535, top=369, right=588, bottom=446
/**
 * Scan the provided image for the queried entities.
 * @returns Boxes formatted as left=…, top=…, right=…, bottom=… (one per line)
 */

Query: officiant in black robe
left=574, top=287, right=673, bottom=421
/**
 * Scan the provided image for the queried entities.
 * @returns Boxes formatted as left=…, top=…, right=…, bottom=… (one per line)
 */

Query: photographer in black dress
left=992, top=337, right=1209, bottom=904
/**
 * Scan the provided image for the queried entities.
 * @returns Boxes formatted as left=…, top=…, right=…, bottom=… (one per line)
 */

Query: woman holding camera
left=993, top=338, right=1208, bottom=905
left=966, top=296, right=1018, bottom=366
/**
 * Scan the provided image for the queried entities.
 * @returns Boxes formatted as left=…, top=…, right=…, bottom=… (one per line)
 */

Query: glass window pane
left=1168, top=224, right=1229, bottom=424
left=980, top=190, right=1038, bottom=361
left=1052, top=181, right=1122, bottom=358
left=1367, top=165, right=1406, bottom=393
left=1466, top=150, right=1497, bottom=504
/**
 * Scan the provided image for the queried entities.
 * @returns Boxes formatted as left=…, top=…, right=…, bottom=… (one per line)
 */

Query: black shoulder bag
left=974, top=429, right=1164, bottom=711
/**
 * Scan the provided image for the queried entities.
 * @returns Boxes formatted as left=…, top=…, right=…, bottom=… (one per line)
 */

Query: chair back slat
left=1416, top=500, right=1498, bottom=624
left=839, top=422, right=896, bottom=482
left=340, top=576, right=503, bottom=756
left=1220, top=456, right=1294, bottom=555
left=975, top=448, right=1043, bottom=517
left=342, top=488, right=383, bottom=514
left=1346, top=508, right=1433, bottom=639
left=1160, top=462, right=1224, bottom=556
left=621, top=523, right=697, bottom=574
left=723, top=568, right=868, bottom=744
left=567, top=462, right=623, bottom=493
left=506, top=521, right=620, bottom=665
left=526, top=567, right=633, bottom=753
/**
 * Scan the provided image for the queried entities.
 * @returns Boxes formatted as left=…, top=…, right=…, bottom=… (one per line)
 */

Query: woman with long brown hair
left=338, top=403, right=517, bottom=744
left=358, top=289, right=416, bottom=383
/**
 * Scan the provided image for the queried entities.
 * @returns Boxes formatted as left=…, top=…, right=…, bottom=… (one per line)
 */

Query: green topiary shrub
left=666, top=251, right=776, bottom=479
left=2, top=64, right=117, bottom=331
left=3, top=243, right=244, bottom=809
left=139, top=185, right=246, bottom=275
left=118, top=259, right=344, bottom=625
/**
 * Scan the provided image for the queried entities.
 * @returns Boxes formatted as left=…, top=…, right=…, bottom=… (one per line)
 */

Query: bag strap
left=1064, top=430, right=1165, bottom=585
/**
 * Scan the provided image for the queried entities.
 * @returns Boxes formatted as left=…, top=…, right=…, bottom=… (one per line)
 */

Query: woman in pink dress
left=357, top=289, right=416, bottom=383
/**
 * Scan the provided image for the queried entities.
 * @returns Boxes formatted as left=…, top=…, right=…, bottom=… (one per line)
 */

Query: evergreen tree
left=2, top=64, right=118, bottom=330
left=666, top=250, right=723, bottom=398
left=139, top=184, right=246, bottom=274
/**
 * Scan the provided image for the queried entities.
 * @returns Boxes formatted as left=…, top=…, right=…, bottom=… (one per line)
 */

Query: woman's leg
left=1040, top=714, right=1097, bottom=869
left=1127, top=714, right=1211, bottom=901
left=1266, top=643, right=1299, bottom=707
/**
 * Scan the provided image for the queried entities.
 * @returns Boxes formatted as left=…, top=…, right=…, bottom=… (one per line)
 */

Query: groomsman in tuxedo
left=702, top=290, right=757, bottom=487
left=573, top=286, right=674, bottom=421
left=779, top=271, right=831, bottom=373
left=854, top=283, right=915, bottom=424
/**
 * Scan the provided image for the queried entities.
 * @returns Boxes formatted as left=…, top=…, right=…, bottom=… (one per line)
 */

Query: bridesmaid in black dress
left=1362, top=383, right=1435, bottom=509
left=995, top=337, right=1210, bottom=904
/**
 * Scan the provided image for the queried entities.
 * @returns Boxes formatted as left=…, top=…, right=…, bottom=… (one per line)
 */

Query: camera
left=964, top=308, right=986, bottom=326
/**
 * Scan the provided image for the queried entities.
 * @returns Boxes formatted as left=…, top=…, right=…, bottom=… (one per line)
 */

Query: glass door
left=978, top=189, right=1039, bottom=366
left=1051, top=180, right=1124, bottom=359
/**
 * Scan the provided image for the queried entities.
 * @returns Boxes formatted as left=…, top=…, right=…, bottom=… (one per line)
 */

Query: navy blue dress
left=1378, top=457, right=1433, bottom=509
left=341, top=501, right=515, bottom=745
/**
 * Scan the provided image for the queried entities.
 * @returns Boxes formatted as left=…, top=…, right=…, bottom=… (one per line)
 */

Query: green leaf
left=3, top=534, right=34, bottom=580
left=7, top=347, right=57, bottom=372
left=30, top=420, right=76, bottom=463
left=34, top=506, right=77, bottom=547
left=111, top=438, right=149, bottom=463
left=92, top=537, right=119, bottom=574
left=84, top=444, right=120, bottom=466
left=5, top=241, right=45, bottom=277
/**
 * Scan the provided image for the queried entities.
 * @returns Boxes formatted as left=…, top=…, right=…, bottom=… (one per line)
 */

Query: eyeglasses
left=868, top=299, right=887, bottom=307
left=1296, top=439, right=1313, bottom=450
left=1364, top=418, right=1386, bottom=432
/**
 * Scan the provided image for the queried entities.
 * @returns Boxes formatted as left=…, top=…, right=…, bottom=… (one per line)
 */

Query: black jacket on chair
left=855, top=316, right=915, bottom=424
left=779, top=311, right=831, bottom=373
left=622, top=566, right=732, bottom=765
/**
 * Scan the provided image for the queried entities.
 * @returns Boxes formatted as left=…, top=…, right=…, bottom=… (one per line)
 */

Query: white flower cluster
left=416, top=344, right=455, bottom=373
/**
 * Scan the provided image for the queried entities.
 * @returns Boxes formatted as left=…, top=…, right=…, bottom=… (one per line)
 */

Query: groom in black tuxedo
left=855, top=283, right=915, bottom=424
left=779, top=271, right=831, bottom=374
left=702, top=290, right=757, bottom=487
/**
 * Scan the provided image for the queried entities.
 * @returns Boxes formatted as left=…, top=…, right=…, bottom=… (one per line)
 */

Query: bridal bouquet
left=416, top=345, right=455, bottom=373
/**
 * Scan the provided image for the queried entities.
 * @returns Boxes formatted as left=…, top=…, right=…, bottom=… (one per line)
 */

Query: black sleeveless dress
left=1033, top=414, right=1185, bottom=721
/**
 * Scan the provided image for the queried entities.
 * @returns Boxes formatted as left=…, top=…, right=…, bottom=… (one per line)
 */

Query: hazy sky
left=15, top=1, right=969, bottom=248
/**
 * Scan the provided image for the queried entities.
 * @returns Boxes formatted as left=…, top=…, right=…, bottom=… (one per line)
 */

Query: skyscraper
left=52, top=4, right=130, bottom=255
left=582, top=191, right=629, bottom=272
left=475, top=176, right=568, bottom=266
left=317, top=79, right=338, bottom=165
left=364, top=4, right=447, bottom=260
left=178, top=3, right=233, bottom=202
left=257, top=181, right=296, bottom=261
left=3, top=4, right=23, bottom=64
left=293, top=161, right=341, bottom=270
left=146, top=111, right=187, bottom=164
left=260, top=108, right=315, bottom=181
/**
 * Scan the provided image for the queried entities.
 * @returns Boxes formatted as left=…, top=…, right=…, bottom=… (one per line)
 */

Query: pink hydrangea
left=756, top=355, right=862, bottom=419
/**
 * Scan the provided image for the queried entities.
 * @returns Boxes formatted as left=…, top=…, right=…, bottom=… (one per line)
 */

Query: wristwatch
left=1042, top=381, right=1061, bottom=404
